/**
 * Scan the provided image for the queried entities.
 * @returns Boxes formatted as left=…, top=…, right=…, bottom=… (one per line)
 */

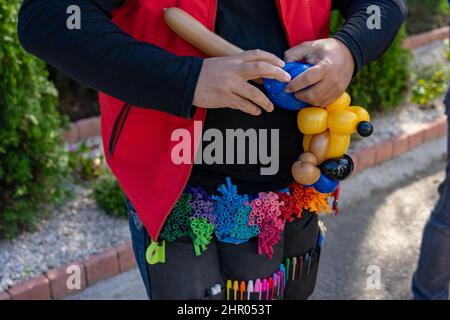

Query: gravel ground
left=0, top=185, right=130, bottom=292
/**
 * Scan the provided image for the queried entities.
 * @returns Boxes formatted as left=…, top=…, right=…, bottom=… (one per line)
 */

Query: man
left=18, top=0, right=406, bottom=299
left=412, top=86, right=450, bottom=300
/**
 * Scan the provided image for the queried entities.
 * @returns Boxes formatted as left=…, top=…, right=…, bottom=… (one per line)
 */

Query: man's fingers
left=284, top=41, right=315, bottom=62
left=241, top=62, right=291, bottom=82
left=234, top=83, right=274, bottom=113
left=285, top=65, right=324, bottom=93
left=230, top=95, right=262, bottom=116
left=239, top=49, right=285, bottom=68
left=294, top=80, right=334, bottom=106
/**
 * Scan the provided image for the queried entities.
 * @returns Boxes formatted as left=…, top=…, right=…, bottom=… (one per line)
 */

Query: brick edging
left=349, top=115, right=448, bottom=175
left=0, top=241, right=136, bottom=300
left=62, top=116, right=101, bottom=144
left=403, top=26, right=449, bottom=50
left=3, top=115, right=447, bottom=300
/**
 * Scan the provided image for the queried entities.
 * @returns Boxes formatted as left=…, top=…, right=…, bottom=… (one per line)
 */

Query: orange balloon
left=298, top=152, right=318, bottom=166
left=291, top=161, right=321, bottom=185
left=309, top=131, right=329, bottom=163
left=303, top=134, right=312, bottom=151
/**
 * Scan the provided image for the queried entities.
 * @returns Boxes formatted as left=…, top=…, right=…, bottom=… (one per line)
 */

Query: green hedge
left=330, top=11, right=411, bottom=112
left=406, top=0, right=449, bottom=35
left=93, top=171, right=127, bottom=219
left=0, top=1, right=68, bottom=238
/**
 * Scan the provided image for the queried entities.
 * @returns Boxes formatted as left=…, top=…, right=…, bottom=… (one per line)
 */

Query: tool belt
left=146, top=177, right=334, bottom=264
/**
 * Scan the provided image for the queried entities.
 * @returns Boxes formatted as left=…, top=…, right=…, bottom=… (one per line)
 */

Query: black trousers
left=129, top=203, right=322, bottom=300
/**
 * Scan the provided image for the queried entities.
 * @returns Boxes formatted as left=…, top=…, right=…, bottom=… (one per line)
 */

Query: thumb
left=284, top=41, right=314, bottom=62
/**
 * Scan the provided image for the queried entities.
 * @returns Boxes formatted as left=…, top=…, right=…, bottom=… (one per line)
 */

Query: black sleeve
left=18, top=0, right=203, bottom=119
left=331, top=0, right=407, bottom=73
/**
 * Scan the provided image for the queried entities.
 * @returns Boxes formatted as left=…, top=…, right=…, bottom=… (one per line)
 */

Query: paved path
left=67, top=136, right=448, bottom=300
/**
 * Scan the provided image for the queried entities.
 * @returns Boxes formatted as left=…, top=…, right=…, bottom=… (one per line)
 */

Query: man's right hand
left=193, top=49, right=291, bottom=116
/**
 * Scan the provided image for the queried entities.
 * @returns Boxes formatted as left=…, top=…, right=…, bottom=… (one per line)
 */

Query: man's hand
left=284, top=38, right=355, bottom=107
left=193, top=49, right=291, bottom=116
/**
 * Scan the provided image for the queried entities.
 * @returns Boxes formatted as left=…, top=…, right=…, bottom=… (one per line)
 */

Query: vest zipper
left=107, top=103, right=132, bottom=158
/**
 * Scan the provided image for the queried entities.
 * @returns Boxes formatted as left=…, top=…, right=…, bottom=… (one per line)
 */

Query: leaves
left=411, top=68, right=449, bottom=107
left=0, top=1, right=68, bottom=238
left=92, top=171, right=127, bottom=219
left=330, top=12, right=410, bottom=113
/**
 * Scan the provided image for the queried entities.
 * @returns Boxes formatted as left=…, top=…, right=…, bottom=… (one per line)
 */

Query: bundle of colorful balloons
left=264, top=62, right=373, bottom=194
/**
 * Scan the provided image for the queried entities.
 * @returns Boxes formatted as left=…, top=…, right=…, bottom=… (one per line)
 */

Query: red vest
left=99, top=0, right=331, bottom=240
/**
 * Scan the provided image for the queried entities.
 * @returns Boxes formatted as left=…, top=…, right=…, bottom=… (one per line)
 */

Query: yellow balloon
left=297, top=107, right=328, bottom=135
left=328, top=109, right=358, bottom=135
left=325, top=92, right=351, bottom=113
left=303, top=134, right=312, bottom=151
left=348, top=106, right=370, bottom=122
left=326, top=133, right=350, bottom=159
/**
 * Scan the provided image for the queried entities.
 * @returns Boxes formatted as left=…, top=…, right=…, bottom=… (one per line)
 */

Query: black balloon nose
left=357, top=121, right=373, bottom=137
left=319, top=154, right=354, bottom=181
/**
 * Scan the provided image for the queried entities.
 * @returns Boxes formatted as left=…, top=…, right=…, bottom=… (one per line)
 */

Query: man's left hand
left=284, top=38, right=355, bottom=107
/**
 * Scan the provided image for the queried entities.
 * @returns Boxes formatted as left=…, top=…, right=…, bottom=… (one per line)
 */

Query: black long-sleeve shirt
left=18, top=0, right=407, bottom=118
left=18, top=0, right=407, bottom=193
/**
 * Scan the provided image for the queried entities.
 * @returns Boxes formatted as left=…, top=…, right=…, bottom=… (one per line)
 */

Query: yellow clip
left=226, top=280, right=232, bottom=301
left=146, top=240, right=166, bottom=265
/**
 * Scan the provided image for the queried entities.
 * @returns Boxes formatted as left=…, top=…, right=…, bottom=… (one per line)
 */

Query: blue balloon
left=311, top=173, right=339, bottom=194
left=263, top=62, right=313, bottom=111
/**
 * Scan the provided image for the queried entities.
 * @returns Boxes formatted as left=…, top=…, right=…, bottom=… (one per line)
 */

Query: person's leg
left=126, top=200, right=152, bottom=298
left=128, top=200, right=225, bottom=300
left=412, top=114, right=450, bottom=300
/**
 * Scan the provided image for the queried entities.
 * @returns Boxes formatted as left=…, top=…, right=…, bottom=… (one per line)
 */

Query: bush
left=330, top=11, right=411, bottom=112
left=93, top=171, right=127, bottom=219
left=68, top=143, right=105, bottom=181
left=0, top=1, right=68, bottom=238
left=411, top=65, right=450, bottom=107
left=406, top=0, right=449, bottom=35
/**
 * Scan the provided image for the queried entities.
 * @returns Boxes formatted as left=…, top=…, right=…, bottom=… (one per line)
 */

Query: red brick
left=61, top=123, right=80, bottom=144
left=392, top=134, right=409, bottom=157
left=116, top=242, right=136, bottom=272
left=77, top=116, right=101, bottom=140
left=423, top=122, right=439, bottom=142
left=85, top=249, right=120, bottom=285
left=435, top=116, right=448, bottom=137
left=0, top=291, right=10, bottom=300
left=347, top=152, right=359, bottom=176
left=375, top=139, right=394, bottom=164
left=9, top=276, right=51, bottom=300
left=408, top=129, right=425, bottom=150
left=354, top=147, right=376, bottom=172
left=403, top=26, right=449, bottom=49
left=46, top=262, right=87, bottom=299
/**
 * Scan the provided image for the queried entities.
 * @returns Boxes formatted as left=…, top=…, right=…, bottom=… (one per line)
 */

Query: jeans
left=127, top=201, right=152, bottom=298
left=126, top=199, right=321, bottom=300
left=412, top=94, right=450, bottom=300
